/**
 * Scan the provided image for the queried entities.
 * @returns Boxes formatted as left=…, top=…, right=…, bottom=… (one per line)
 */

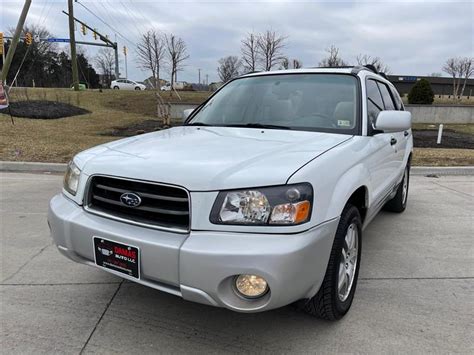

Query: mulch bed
left=413, top=129, right=473, bottom=149
left=103, top=119, right=174, bottom=137
left=105, top=120, right=473, bottom=150
left=0, top=100, right=90, bottom=119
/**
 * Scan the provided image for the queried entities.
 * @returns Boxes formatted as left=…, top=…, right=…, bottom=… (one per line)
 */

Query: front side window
left=188, top=74, right=360, bottom=135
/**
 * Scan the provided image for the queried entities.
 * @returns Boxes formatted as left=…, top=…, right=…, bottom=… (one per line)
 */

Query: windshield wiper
left=225, top=123, right=291, bottom=130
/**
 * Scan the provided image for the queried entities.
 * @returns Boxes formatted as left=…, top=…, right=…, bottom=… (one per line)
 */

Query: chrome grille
left=85, top=176, right=190, bottom=232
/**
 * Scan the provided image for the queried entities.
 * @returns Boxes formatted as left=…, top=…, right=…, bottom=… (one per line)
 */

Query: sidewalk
left=1, top=160, right=474, bottom=175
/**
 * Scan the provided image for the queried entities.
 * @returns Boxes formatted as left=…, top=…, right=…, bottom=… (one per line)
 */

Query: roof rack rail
left=351, top=65, right=379, bottom=75
left=311, top=66, right=354, bottom=69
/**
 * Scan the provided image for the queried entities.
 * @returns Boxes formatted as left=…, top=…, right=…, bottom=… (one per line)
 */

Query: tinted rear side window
left=390, top=86, right=404, bottom=110
left=377, top=82, right=396, bottom=110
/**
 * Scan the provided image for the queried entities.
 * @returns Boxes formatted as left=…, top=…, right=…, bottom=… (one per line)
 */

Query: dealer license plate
left=93, top=237, right=140, bottom=279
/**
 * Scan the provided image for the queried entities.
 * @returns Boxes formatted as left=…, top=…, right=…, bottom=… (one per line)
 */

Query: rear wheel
left=303, top=204, right=362, bottom=320
left=384, top=164, right=409, bottom=213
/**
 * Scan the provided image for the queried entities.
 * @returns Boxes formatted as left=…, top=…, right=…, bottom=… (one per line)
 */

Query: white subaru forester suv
left=49, top=66, right=413, bottom=320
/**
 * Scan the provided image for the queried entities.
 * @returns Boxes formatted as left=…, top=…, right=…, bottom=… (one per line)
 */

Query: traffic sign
left=47, top=38, right=70, bottom=43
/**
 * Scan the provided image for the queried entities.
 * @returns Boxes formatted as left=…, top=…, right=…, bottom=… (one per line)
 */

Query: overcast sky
left=1, top=0, right=473, bottom=84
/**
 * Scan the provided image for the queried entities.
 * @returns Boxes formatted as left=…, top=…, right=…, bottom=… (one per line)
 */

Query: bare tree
left=165, top=34, right=189, bottom=89
left=293, top=59, right=303, bottom=69
left=241, top=32, right=260, bottom=72
left=356, top=54, right=390, bottom=74
left=257, top=30, right=287, bottom=71
left=442, top=57, right=474, bottom=98
left=136, top=30, right=166, bottom=89
left=319, top=45, right=347, bottom=67
left=217, top=56, right=242, bottom=82
left=95, top=48, right=115, bottom=87
left=11, top=24, right=56, bottom=56
left=280, top=57, right=303, bottom=70
left=459, top=57, right=474, bottom=97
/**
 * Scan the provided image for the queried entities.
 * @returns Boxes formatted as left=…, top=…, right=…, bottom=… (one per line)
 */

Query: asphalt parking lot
left=1, top=172, right=473, bottom=354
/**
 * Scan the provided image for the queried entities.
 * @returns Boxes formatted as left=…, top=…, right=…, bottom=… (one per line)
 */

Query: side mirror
left=183, top=109, right=194, bottom=120
left=375, top=111, right=411, bottom=133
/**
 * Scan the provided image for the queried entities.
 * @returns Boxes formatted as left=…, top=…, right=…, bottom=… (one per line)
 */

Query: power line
left=119, top=1, right=144, bottom=37
left=75, top=0, right=135, bottom=47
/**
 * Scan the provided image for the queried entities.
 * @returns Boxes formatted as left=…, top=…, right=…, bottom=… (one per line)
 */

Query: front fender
left=288, top=137, right=372, bottom=227
left=323, top=163, right=370, bottom=222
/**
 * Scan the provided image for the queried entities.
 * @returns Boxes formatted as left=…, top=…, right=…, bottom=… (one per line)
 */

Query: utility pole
left=1, top=0, right=32, bottom=82
left=114, top=44, right=119, bottom=79
left=206, top=74, right=209, bottom=86
left=198, top=68, right=201, bottom=84
left=68, top=0, right=79, bottom=91
left=123, top=46, right=128, bottom=79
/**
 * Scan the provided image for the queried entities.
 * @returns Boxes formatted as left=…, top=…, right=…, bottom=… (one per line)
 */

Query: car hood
left=79, top=126, right=352, bottom=191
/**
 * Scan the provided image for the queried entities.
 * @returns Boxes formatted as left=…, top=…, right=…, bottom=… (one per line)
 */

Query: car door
left=117, top=79, right=126, bottom=89
left=377, top=82, right=406, bottom=175
left=365, top=79, right=399, bottom=206
left=125, top=80, right=135, bottom=90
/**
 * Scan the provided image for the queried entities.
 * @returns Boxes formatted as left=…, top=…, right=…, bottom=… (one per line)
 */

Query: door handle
left=404, top=131, right=409, bottom=137
left=390, top=137, right=397, bottom=146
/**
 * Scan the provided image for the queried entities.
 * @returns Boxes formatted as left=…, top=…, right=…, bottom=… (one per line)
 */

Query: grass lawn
left=0, top=87, right=472, bottom=165
left=412, top=148, right=474, bottom=166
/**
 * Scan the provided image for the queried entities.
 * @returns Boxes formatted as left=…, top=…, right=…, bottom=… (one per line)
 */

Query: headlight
left=63, top=160, right=81, bottom=195
left=210, top=183, right=312, bottom=226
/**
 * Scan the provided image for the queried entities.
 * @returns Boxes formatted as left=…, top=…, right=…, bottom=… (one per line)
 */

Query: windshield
left=188, top=74, right=360, bottom=134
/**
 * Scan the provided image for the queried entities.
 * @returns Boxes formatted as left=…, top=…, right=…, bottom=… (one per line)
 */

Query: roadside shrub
left=408, top=79, right=434, bottom=104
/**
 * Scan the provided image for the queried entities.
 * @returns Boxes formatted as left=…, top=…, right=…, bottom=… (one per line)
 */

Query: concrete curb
left=411, top=166, right=474, bottom=176
left=0, top=161, right=67, bottom=173
left=1, top=161, right=474, bottom=176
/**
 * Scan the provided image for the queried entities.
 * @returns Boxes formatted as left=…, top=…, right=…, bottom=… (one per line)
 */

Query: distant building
left=388, top=75, right=474, bottom=97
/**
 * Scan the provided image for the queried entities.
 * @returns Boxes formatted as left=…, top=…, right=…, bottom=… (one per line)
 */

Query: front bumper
left=48, top=193, right=338, bottom=312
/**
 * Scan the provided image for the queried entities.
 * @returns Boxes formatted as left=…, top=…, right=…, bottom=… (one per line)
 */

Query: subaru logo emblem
left=120, top=192, right=142, bottom=207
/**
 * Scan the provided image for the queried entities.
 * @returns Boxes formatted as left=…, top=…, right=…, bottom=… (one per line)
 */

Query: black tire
left=303, top=204, right=362, bottom=320
left=113, top=86, right=119, bottom=90
left=384, top=164, right=410, bottom=213
left=135, top=87, right=141, bottom=90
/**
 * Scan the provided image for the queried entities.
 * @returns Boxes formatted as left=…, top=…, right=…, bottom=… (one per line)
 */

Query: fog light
left=235, top=274, right=268, bottom=298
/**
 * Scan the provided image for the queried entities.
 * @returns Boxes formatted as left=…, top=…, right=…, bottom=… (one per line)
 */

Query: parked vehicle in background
left=49, top=66, right=412, bottom=321
left=70, top=83, right=87, bottom=91
left=111, top=79, right=146, bottom=91
left=160, top=83, right=171, bottom=91
left=161, top=81, right=187, bottom=91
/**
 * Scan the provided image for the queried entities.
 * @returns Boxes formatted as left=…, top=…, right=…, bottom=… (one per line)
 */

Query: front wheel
left=113, top=86, right=119, bottom=90
left=384, top=164, right=410, bottom=213
left=303, top=204, right=362, bottom=320
left=135, top=87, right=141, bottom=91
